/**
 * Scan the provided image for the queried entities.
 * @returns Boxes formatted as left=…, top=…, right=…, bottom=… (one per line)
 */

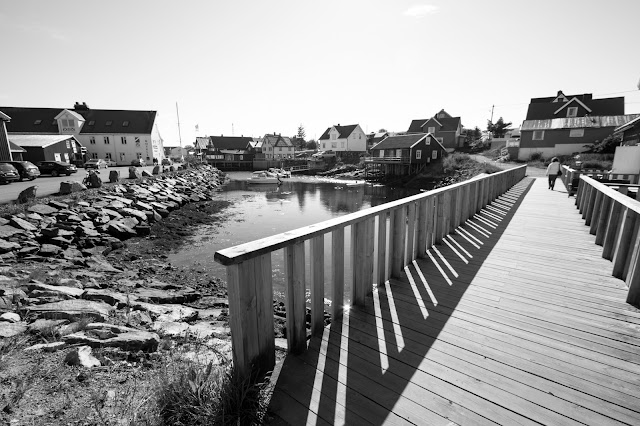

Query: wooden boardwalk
left=268, top=177, right=640, bottom=426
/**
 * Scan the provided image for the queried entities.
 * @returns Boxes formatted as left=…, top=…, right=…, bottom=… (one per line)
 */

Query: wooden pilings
left=214, top=165, right=528, bottom=376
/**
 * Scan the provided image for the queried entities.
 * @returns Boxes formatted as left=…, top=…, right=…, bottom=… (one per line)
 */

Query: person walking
left=546, top=157, right=562, bottom=190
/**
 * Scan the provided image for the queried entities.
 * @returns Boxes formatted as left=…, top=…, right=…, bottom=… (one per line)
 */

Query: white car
left=104, top=159, right=117, bottom=167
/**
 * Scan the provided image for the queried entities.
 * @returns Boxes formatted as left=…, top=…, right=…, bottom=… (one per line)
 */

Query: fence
left=213, top=165, right=527, bottom=375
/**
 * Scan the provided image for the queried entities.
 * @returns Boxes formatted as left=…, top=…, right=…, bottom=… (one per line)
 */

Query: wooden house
left=407, top=110, right=463, bottom=152
left=366, top=133, right=447, bottom=176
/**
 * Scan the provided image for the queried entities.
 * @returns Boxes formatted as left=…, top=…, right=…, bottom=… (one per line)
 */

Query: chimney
left=557, top=90, right=564, bottom=96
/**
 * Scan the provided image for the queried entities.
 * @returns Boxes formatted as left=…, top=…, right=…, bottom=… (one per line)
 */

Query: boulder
left=0, top=322, right=28, bottom=338
left=133, top=287, right=201, bottom=304
left=0, top=239, right=20, bottom=254
left=88, top=172, right=103, bottom=188
left=108, top=170, right=120, bottom=183
left=28, top=318, right=68, bottom=333
left=0, top=312, right=21, bottom=323
left=27, top=282, right=85, bottom=299
left=63, top=323, right=160, bottom=352
left=28, top=299, right=115, bottom=322
left=24, top=342, right=66, bottom=352
left=28, top=204, right=58, bottom=215
left=82, top=288, right=132, bottom=307
left=59, top=181, right=86, bottom=195
left=152, top=165, right=160, bottom=175
left=128, top=167, right=142, bottom=179
left=38, top=244, right=62, bottom=257
left=9, top=216, right=37, bottom=232
left=64, top=346, right=101, bottom=367
left=0, top=225, right=23, bottom=238
left=141, top=170, right=152, bottom=177
left=16, top=185, right=38, bottom=204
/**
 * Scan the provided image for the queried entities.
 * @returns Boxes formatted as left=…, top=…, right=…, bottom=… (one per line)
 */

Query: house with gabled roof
left=366, top=133, right=447, bottom=176
left=407, top=110, right=463, bottom=152
left=518, top=90, right=639, bottom=160
left=262, top=133, right=295, bottom=159
left=0, top=102, right=164, bottom=165
left=318, top=124, right=367, bottom=152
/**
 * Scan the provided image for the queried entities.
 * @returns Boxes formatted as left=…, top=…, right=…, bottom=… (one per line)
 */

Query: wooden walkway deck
left=268, top=177, right=640, bottom=426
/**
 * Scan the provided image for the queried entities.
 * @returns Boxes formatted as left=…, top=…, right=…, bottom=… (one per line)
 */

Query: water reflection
left=168, top=173, right=420, bottom=300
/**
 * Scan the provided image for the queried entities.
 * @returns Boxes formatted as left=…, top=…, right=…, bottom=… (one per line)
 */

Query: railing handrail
left=580, top=175, right=640, bottom=212
left=214, top=165, right=526, bottom=266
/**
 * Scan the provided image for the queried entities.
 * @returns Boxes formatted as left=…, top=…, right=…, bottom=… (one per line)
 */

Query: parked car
left=161, top=158, right=172, bottom=166
left=131, top=158, right=146, bottom=167
left=36, top=161, right=78, bottom=176
left=0, top=163, right=20, bottom=184
left=0, top=161, right=40, bottom=181
left=104, top=159, right=117, bottom=167
left=83, top=159, right=108, bottom=169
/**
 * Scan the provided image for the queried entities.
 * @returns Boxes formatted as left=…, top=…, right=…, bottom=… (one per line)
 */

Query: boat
left=268, top=168, right=291, bottom=178
left=345, top=180, right=366, bottom=187
left=248, top=171, right=280, bottom=184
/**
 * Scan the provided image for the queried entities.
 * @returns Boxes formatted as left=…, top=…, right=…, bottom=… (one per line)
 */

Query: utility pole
left=490, top=104, right=494, bottom=124
left=176, top=102, right=182, bottom=148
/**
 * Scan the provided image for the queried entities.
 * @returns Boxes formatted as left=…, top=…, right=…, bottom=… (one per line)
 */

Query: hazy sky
left=1, top=0, right=639, bottom=145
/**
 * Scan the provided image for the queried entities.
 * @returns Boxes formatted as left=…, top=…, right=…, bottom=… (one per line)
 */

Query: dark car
left=36, top=161, right=78, bottom=177
left=0, top=161, right=40, bottom=181
left=0, top=163, right=20, bottom=184
left=131, top=158, right=146, bottom=167
left=161, top=158, right=172, bottom=166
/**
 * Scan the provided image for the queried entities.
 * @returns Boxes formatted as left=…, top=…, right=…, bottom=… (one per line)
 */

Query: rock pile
left=0, top=165, right=232, bottom=359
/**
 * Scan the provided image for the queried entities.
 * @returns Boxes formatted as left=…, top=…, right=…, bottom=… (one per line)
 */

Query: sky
left=1, top=0, right=639, bottom=146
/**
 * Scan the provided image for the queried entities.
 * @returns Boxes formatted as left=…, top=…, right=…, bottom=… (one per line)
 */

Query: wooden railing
left=363, top=156, right=411, bottom=164
left=561, top=165, right=640, bottom=196
left=213, top=165, right=527, bottom=375
left=575, top=175, right=640, bottom=306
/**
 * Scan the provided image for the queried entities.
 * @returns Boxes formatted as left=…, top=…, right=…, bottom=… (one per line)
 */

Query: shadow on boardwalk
left=269, top=178, right=540, bottom=425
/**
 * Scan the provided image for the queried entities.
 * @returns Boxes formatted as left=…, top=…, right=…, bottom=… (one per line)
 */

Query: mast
left=176, top=102, right=182, bottom=148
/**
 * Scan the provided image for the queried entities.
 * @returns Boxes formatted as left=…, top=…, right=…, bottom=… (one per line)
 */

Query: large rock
left=28, top=204, right=58, bottom=215
left=156, top=305, right=198, bottom=322
left=9, top=216, right=37, bottom=231
left=0, top=322, right=28, bottom=338
left=108, top=170, right=120, bottom=183
left=141, top=170, right=152, bottom=177
left=0, top=239, right=20, bottom=253
left=0, top=225, right=23, bottom=238
left=27, top=281, right=85, bottom=299
left=128, top=167, right=142, bottom=179
left=38, top=244, right=62, bottom=257
left=152, top=165, right=160, bottom=175
left=133, top=288, right=201, bottom=304
left=60, top=181, right=86, bottom=195
left=63, top=323, right=160, bottom=352
left=28, top=299, right=115, bottom=322
left=82, top=288, right=132, bottom=307
left=17, top=186, right=38, bottom=204
left=64, top=346, right=101, bottom=367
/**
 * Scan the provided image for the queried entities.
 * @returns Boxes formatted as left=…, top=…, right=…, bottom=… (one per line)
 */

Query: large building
left=0, top=102, right=164, bottom=165
left=407, top=109, right=463, bottom=152
left=518, top=90, right=639, bottom=160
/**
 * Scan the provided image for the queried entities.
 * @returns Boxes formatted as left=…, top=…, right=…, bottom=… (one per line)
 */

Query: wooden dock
left=267, top=177, right=640, bottom=425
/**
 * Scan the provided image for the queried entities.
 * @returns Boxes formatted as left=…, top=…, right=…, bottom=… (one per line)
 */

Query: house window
left=416, top=150, right=422, bottom=159
left=91, top=153, right=98, bottom=159
left=570, top=129, right=584, bottom=137
left=428, top=126, right=436, bottom=134
left=359, top=134, right=362, bottom=139
left=436, top=137, right=444, bottom=144
left=34, top=120, right=42, bottom=125
left=90, top=137, right=96, bottom=145
left=432, top=150, right=438, bottom=160
left=437, top=113, right=445, bottom=119
left=123, top=121, right=129, bottom=127
left=136, top=153, right=142, bottom=159
left=425, top=138, right=431, bottom=145
left=567, top=107, right=578, bottom=118
left=105, top=153, right=112, bottom=160
left=332, top=142, right=337, bottom=148
left=533, top=130, right=545, bottom=140
left=135, top=137, right=140, bottom=146
left=104, top=136, right=110, bottom=144
left=88, top=120, right=95, bottom=126
left=341, top=141, right=345, bottom=148
left=106, top=121, right=112, bottom=126
left=121, top=136, right=127, bottom=144
left=61, top=119, right=74, bottom=127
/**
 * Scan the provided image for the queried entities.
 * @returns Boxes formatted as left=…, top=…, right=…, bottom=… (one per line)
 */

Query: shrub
left=528, top=152, right=543, bottom=162
left=155, top=358, right=271, bottom=425
left=442, top=153, right=472, bottom=173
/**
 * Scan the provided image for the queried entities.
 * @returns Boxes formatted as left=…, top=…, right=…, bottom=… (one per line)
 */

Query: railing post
left=377, top=213, right=387, bottom=285
left=626, top=232, right=640, bottom=305
left=226, top=254, right=274, bottom=377
left=406, top=201, right=417, bottom=262
left=331, top=227, right=345, bottom=320
left=285, top=242, right=306, bottom=354
left=588, top=190, right=603, bottom=230
left=391, top=206, right=406, bottom=277
left=612, top=208, right=637, bottom=279
left=352, top=217, right=374, bottom=306
left=603, top=201, right=623, bottom=260
left=595, top=195, right=612, bottom=246
left=310, top=235, right=325, bottom=336
left=435, top=193, right=445, bottom=244
left=416, top=199, right=428, bottom=258
left=425, top=196, right=435, bottom=250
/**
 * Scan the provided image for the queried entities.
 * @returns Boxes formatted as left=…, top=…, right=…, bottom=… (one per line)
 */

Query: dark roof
left=0, top=106, right=157, bottom=134
left=525, top=93, right=625, bottom=120
left=407, top=116, right=461, bottom=133
left=319, top=124, right=359, bottom=140
left=371, top=133, right=428, bottom=150
left=209, top=136, right=254, bottom=150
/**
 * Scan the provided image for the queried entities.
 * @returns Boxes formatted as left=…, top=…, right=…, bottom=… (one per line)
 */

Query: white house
left=261, top=134, right=295, bottom=159
left=318, top=124, right=367, bottom=152
left=0, top=102, right=164, bottom=165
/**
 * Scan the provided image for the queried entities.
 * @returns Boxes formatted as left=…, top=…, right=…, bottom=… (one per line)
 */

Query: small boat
left=268, top=168, right=291, bottom=178
left=248, top=171, right=280, bottom=184
left=345, top=181, right=366, bottom=187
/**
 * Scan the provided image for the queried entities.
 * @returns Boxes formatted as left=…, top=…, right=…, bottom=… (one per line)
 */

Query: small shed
left=8, top=134, right=83, bottom=164
left=367, top=133, right=447, bottom=176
